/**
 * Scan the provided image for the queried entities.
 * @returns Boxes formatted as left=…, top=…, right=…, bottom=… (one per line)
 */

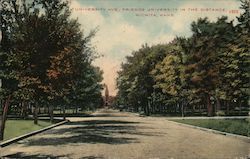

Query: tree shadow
left=91, top=113, right=130, bottom=117
left=23, top=119, right=162, bottom=146
left=38, top=113, right=93, bottom=118
left=1, top=152, right=70, bottom=159
left=80, top=156, right=104, bottom=159
left=67, top=120, right=141, bottom=125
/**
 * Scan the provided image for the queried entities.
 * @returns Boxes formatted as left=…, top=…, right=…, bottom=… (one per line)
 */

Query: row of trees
left=115, top=1, right=249, bottom=116
left=0, top=0, right=103, bottom=140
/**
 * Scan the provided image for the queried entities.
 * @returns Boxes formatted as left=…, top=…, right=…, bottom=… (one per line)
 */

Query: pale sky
left=70, top=0, right=241, bottom=96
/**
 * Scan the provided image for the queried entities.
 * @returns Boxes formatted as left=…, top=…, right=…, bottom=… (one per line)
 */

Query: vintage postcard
left=0, top=0, right=249, bottom=158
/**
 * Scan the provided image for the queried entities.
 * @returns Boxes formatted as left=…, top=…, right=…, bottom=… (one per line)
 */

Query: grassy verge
left=171, top=118, right=250, bottom=137
left=3, top=120, right=53, bottom=141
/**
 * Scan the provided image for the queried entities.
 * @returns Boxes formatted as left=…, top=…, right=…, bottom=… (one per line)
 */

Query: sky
left=69, top=0, right=241, bottom=96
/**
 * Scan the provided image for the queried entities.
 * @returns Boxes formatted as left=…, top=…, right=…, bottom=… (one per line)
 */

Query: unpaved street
left=0, top=109, right=249, bottom=159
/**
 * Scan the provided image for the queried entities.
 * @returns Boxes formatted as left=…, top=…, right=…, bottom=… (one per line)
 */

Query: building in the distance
left=104, top=84, right=109, bottom=106
left=103, top=84, right=115, bottom=107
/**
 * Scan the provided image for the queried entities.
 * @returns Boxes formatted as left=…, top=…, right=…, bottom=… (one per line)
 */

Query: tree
left=0, top=0, right=103, bottom=140
left=116, top=44, right=170, bottom=115
left=218, top=0, right=250, bottom=113
left=115, top=1, right=249, bottom=117
left=0, top=0, right=24, bottom=140
left=151, top=40, right=187, bottom=116
left=181, top=17, right=236, bottom=116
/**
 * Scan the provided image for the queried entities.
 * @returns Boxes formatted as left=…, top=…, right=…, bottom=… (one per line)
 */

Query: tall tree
left=151, top=40, right=187, bottom=116
left=0, top=0, right=103, bottom=140
left=182, top=17, right=236, bottom=116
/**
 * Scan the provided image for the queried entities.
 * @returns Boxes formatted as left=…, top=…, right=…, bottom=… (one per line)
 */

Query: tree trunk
left=0, top=115, right=3, bottom=141
left=226, top=101, right=230, bottom=115
left=63, top=105, right=66, bottom=120
left=21, top=101, right=28, bottom=119
left=38, top=107, right=41, bottom=114
left=144, top=103, right=149, bottom=116
left=135, top=105, right=139, bottom=112
left=216, top=97, right=221, bottom=111
left=146, top=100, right=151, bottom=116
left=159, top=105, right=162, bottom=114
left=47, top=106, right=50, bottom=114
left=75, top=106, right=78, bottom=114
left=151, top=104, right=154, bottom=114
left=175, top=103, right=178, bottom=113
left=50, top=106, right=54, bottom=123
left=0, top=95, right=11, bottom=141
left=33, top=105, right=38, bottom=125
left=239, top=101, right=242, bottom=115
left=207, top=94, right=213, bottom=117
left=181, top=102, right=184, bottom=117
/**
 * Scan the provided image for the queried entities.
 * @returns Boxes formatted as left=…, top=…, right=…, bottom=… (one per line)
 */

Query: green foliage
left=116, top=44, right=170, bottom=114
left=0, top=0, right=103, bottom=115
left=151, top=41, right=185, bottom=106
left=115, top=1, right=249, bottom=116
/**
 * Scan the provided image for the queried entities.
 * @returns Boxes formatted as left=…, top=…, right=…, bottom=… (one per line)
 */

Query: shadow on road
left=91, top=113, right=128, bottom=117
left=22, top=119, right=161, bottom=146
left=2, top=152, right=105, bottom=159
left=1, top=152, right=70, bottom=159
left=80, top=156, right=104, bottom=159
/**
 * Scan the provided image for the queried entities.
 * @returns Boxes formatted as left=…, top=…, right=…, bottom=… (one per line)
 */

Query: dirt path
left=0, top=109, right=249, bottom=159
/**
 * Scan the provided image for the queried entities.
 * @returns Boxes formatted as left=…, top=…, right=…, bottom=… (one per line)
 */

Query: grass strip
left=4, top=119, right=53, bottom=141
left=171, top=118, right=250, bottom=137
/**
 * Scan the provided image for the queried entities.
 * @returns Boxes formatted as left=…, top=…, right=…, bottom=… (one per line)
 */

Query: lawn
left=3, top=120, right=53, bottom=141
left=171, top=118, right=250, bottom=137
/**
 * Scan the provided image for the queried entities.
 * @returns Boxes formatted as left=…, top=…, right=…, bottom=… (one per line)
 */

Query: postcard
left=0, top=0, right=249, bottom=158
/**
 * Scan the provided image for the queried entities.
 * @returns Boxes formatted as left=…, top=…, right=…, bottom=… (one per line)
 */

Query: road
left=0, top=109, right=249, bottom=159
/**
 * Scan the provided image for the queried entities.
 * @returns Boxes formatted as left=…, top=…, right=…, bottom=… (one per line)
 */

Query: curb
left=0, top=120, right=69, bottom=147
left=168, top=120, right=250, bottom=142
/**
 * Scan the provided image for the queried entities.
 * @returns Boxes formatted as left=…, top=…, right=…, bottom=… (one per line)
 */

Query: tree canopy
left=0, top=0, right=103, bottom=140
left=115, top=0, right=249, bottom=117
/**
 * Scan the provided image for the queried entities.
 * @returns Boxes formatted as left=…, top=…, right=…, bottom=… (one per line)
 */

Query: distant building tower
left=104, top=84, right=109, bottom=106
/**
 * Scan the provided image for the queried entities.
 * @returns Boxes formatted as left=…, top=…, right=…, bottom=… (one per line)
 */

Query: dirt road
left=0, top=109, right=249, bottom=159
